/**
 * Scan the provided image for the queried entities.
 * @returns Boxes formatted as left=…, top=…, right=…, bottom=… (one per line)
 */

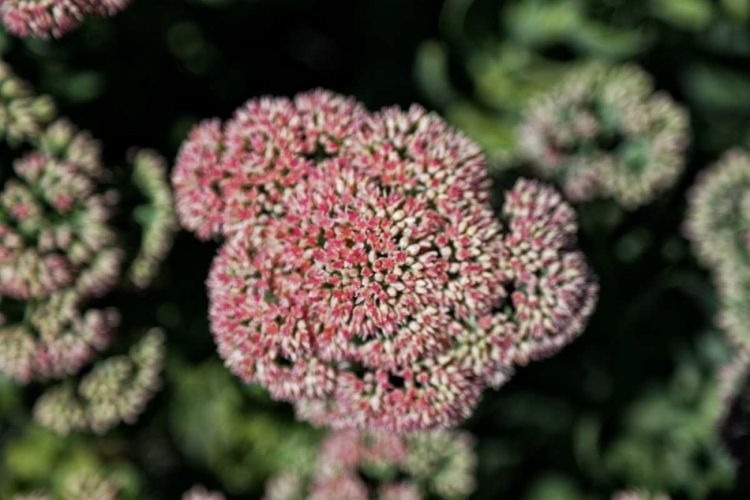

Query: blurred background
left=3, top=0, right=750, bottom=498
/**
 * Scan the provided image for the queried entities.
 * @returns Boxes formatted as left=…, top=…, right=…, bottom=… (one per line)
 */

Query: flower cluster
left=0, top=0, right=129, bottom=39
left=518, top=63, right=689, bottom=208
left=0, top=61, right=175, bottom=435
left=263, top=428, right=477, bottom=500
left=175, top=89, right=598, bottom=432
left=34, top=329, right=165, bottom=435
left=685, top=149, right=750, bottom=348
left=0, top=120, right=122, bottom=302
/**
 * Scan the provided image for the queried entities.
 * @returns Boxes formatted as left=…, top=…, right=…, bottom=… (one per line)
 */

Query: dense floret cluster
left=174, top=89, right=598, bottom=431
left=0, top=60, right=175, bottom=435
left=518, top=63, right=689, bottom=208
left=686, top=149, right=750, bottom=348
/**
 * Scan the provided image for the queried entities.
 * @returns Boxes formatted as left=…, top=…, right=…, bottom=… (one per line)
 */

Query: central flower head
left=176, top=90, right=598, bottom=432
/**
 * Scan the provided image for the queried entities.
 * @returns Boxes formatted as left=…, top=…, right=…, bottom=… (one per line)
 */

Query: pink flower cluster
left=0, top=0, right=129, bottom=38
left=174, top=90, right=598, bottom=432
left=1, top=61, right=175, bottom=438
left=263, top=429, right=477, bottom=500
left=0, top=120, right=123, bottom=383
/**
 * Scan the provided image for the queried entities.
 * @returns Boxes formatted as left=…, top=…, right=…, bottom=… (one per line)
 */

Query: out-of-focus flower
left=612, top=492, right=671, bottom=500
left=686, top=149, right=750, bottom=274
left=182, top=486, right=227, bottom=500
left=127, top=149, right=178, bottom=288
left=0, top=60, right=56, bottom=145
left=685, top=149, right=750, bottom=348
left=0, top=121, right=122, bottom=301
left=0, top=118, right=124, bottom=385
left=519, top=63, right=689, bottom=208
left=33, top=328, right=165, bottom=435
left=0, top=60, right=175, bottom=436
left=179, top=90, right=597, bottom=431
left=0, top=0, right=129, bottom=39
left=263, top=428, right=477, bottom=500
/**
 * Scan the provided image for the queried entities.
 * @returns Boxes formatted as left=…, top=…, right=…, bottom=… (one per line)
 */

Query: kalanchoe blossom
left=263, top=429, right=477, bottom=500
left=179, top=90, right=597, bottom=431
left=0, top=60, right=55, bottom=145
left=33, top=328, right=165, bottom=435
left=127, top=149, right=179, bottom=287
left=0, top=0, right=130, bottom=39
left=518, top=63, right=689, bottom=208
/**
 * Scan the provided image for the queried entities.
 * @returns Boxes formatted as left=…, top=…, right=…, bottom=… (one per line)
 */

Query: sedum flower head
left=0, top=121, right=122, bottom=301
left=0, top=119, right=124, bottom=385
left=33, top=328, right=165, bottom=435
left=686, top=149, right=750, bottom=274
left=1, top=61, right=175, bottom=436
left=518, top=63, right=689, bottom=208
left=209, top=175, right=596, bottom=431
left=685, top=149, right=750, bottom=348
left=0, top=0, right=129, bottom=39
left=184, top=90, right=598, bottom=431
left=263, top=429, right=477, bottom=500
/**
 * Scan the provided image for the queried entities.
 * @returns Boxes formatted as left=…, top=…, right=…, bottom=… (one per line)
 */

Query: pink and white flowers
left=174, top=89, right=598, bottom=431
